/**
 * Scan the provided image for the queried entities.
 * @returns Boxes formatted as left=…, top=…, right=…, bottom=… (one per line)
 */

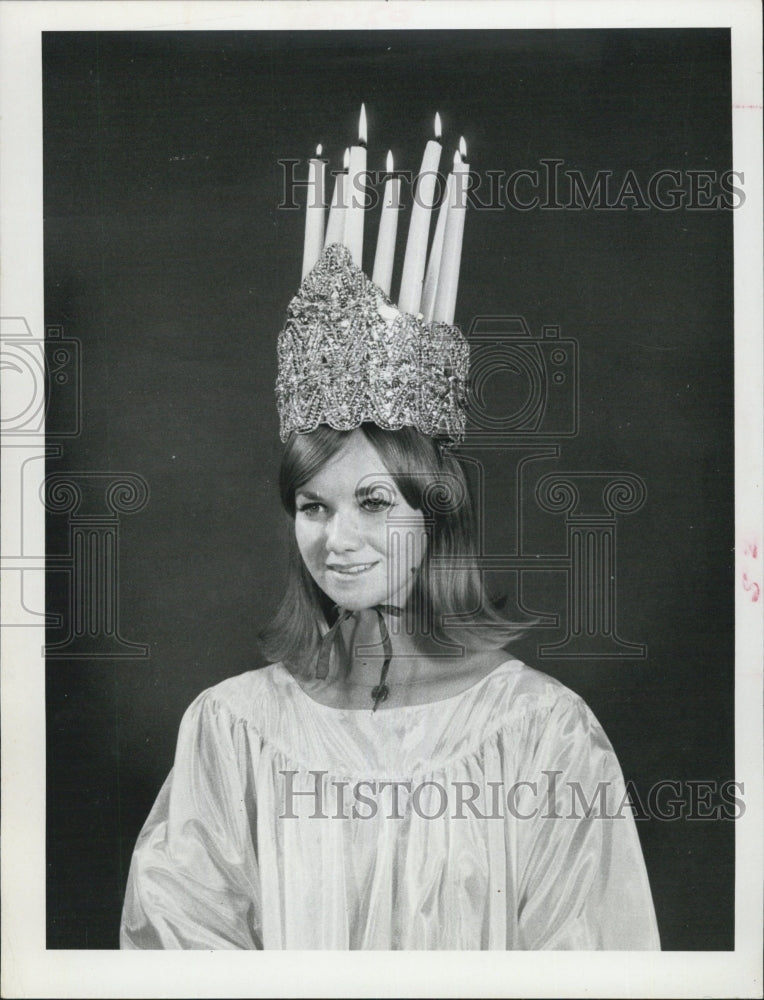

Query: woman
left=120, top=417, right=660, bottom=949
left=121, top=116, right=659, bottom=947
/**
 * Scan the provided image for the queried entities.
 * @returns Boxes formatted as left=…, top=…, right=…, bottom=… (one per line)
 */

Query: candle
left=398, top=112, right=442, bottom=315
left=324, top=147, right=349, bottom=248
left=372, top=150, right=401, bottom=296
left=344, top=104, right=367, bottom=268
left=433, top=138, right=469, bottom=325
left=420, top=168, right=453, bottom=322
left=302, top=144, right=326, bottom=279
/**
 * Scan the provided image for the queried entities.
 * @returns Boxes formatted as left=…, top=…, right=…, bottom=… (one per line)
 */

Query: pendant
left=371, top=682, right=389, bottom=711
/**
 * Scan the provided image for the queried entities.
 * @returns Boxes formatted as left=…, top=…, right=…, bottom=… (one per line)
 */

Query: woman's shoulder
left=180, top=663, right=289, bottom=730
left=475, top=658, right=614, bottom=751
left=484, top=657, right=593, bottom=716
left=486, top=658, right=618, bottom=760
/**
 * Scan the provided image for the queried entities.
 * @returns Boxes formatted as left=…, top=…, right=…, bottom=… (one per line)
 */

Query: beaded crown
left=275, top=113, right=471, bottom=445
left=276, top=244, right=469, bottom=443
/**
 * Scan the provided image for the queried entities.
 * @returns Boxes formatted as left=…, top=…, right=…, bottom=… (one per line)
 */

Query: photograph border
left=1, top=1, right=762, bottom=997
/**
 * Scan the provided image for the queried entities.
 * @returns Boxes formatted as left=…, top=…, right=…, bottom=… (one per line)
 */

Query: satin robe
left=120, top=660, right=660, bottom=950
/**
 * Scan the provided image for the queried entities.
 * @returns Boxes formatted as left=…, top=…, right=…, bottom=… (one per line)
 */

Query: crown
left=276, top=243, right=469, bottom=442
left=276, top=107, right=471, bottom=445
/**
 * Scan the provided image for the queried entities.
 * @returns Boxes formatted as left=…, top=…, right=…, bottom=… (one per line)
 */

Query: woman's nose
left=325, top=508, right=362, bottom=552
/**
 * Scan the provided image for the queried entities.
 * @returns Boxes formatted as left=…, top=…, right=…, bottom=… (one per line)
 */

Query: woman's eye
left=361, top=495, right=396, bottom=513
left=297, top=502, right=325, bottom=516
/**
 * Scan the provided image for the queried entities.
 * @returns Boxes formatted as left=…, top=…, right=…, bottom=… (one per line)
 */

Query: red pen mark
left=742, top=540, right=758, bottom=559
left=742, top=573, right=760, bottom=602
left=733, top=104, right=764, bottom=110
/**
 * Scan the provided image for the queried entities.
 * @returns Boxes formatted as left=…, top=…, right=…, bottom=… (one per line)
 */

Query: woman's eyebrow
left=355, top=481, right=395, bottom=498
left=295, top=489, right=322, bottom=501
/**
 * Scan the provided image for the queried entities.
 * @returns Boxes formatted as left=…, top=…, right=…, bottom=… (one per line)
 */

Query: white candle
left=420, top=169, right=453, bottom=322
left=324, top=147, right=349, bottom=248
left=302, top=144, right=326, bottom=279
left=434, top=138, right=469, bottom=325
left=398, top=112, right=442, bottom=315
left=344, top=104, right=367, bottom=268
left=372, top=150, right=400, bottom=296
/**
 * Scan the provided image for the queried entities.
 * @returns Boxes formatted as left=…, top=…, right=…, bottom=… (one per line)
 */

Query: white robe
left=120, top=659, right=660, bottom=950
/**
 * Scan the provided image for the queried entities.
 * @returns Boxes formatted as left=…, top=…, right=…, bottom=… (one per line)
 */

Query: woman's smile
left=326, top=560, right=380, bottom=576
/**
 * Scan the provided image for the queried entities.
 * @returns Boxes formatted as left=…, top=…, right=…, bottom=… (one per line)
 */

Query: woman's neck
left=335, top=607, right=451, bottom=688
left=289, top=605, right=509, bottom=711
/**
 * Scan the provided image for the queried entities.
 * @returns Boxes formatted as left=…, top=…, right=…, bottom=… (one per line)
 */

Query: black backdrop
left=44, top=30, right=734, bottom=949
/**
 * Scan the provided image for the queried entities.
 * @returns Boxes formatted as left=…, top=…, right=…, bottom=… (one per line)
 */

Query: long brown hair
left=259, top=424, right=521, bottom=671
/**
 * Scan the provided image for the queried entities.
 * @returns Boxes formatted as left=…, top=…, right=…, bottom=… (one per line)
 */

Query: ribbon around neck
left=314, top=605, right=403, bottom=712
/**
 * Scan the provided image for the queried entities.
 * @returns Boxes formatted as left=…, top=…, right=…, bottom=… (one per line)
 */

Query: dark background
left=44, top=30, right=734, bottom=949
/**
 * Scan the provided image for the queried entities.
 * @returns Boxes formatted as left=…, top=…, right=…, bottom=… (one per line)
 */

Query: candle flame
left=453, top=149, right=460, bottom=167
left=343, top=147, right=350, bottom=170
left=459, top=136, right=467, bottom=159
left=359, top=103, right=367, bottom=144
left=434, top=111, right=442, bottom=140
left=316, top=143, right=323, bottom=157
left=386, top=149, right=393, bottom=173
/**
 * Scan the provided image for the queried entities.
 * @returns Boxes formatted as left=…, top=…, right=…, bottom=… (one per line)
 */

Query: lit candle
left=324, top=147, right=349, bottom=248
left=372, top=150, right=400, bottom=296
left=344, top=104, right=367, bottom=268
left=433, top=137, right=469, bottom=325
left=302, top=143, right=326, bottom=279
left=398, top=112, right=442, bottom=315
left=420, top=167, right=453, bottom=322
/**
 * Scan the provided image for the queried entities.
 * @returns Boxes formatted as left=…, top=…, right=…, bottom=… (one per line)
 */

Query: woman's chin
left=324, top=591, right=385, bottom=612
left=322, top=587, right=414, bottom=613
left=315, top=567, right=416, bottom=613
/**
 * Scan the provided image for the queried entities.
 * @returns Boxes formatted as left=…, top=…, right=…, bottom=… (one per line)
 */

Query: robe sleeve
left=515, top=693, right=660, bottom=950
left=120, top=691, right=263, bottom=949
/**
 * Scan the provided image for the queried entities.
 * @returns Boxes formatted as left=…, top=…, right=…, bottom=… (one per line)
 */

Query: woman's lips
left=326, top=561, right=378, bottom=577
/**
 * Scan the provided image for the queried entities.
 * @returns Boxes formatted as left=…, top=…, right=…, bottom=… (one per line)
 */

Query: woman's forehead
left=298, top=431, right=395, bottom=493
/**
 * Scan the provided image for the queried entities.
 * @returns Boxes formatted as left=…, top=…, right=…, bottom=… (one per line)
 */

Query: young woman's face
left=294, top=430, right=426, bottom=612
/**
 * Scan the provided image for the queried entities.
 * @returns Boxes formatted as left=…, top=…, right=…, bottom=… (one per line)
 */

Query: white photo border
left=1, top=1, right=761, bottom=997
